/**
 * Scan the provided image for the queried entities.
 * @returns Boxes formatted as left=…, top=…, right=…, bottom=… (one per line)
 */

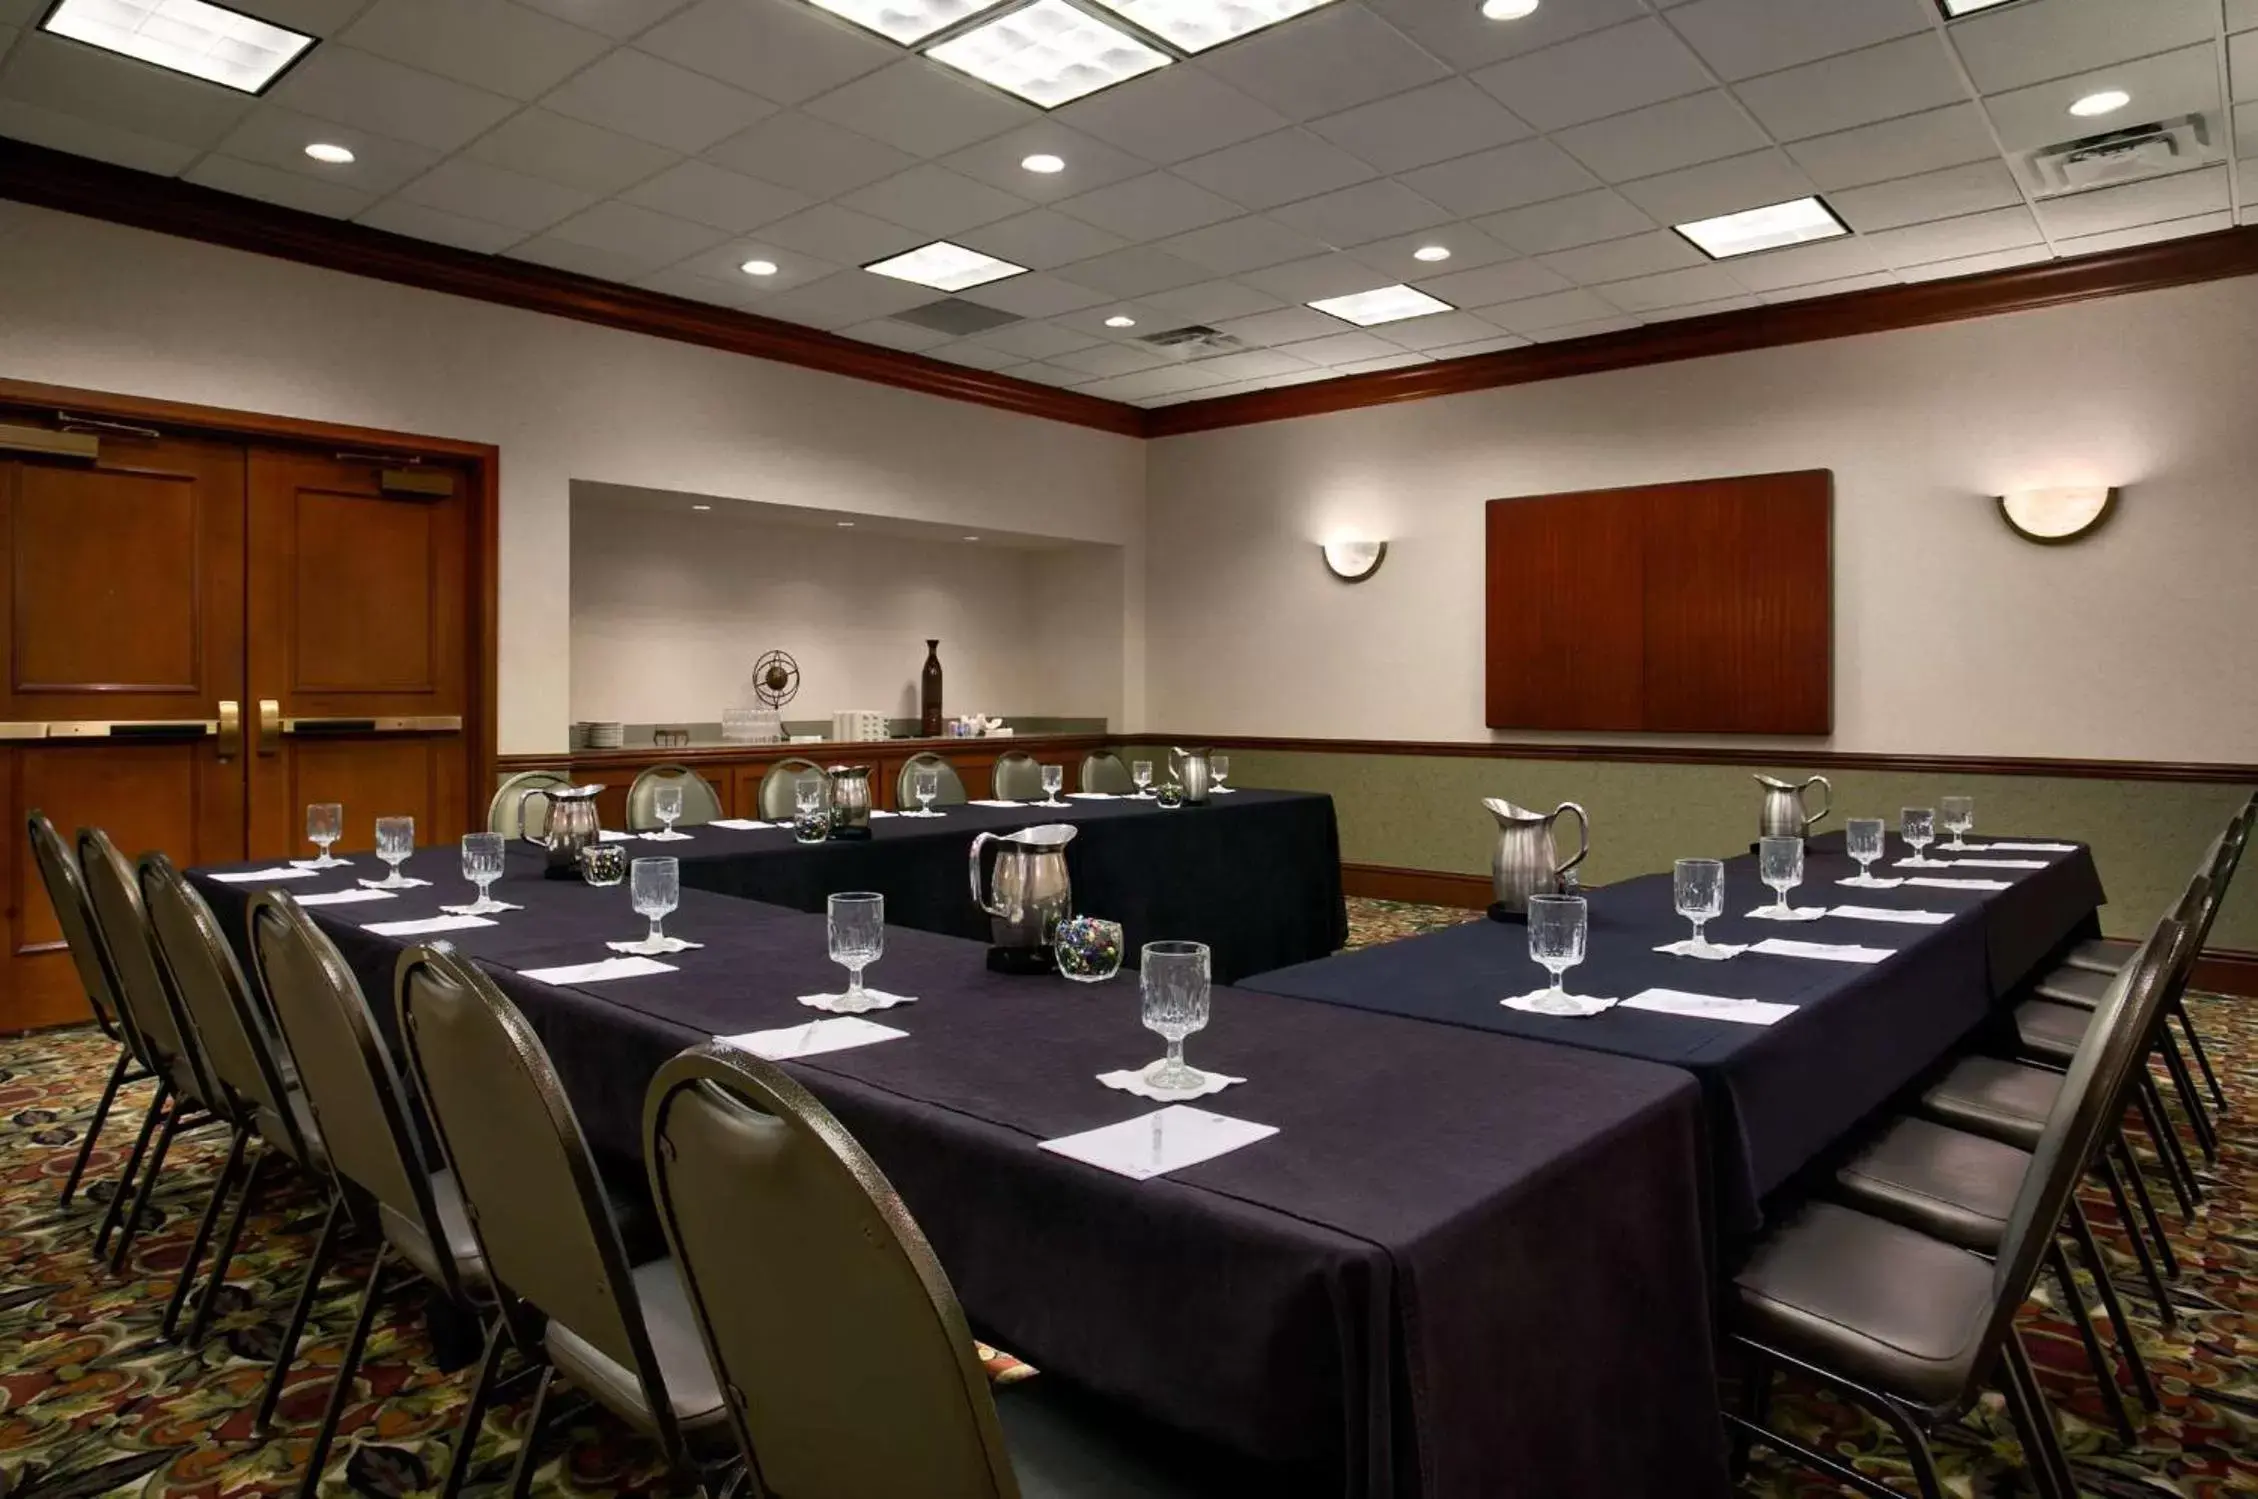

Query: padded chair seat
left=996, top=1380, right=1228, bottom=1498
left=2062, top=936, right=2136, bottom=975
left=2034, top=965, right=2111, bottom=1011
left=2013, top=999, right=2090, bottom=1064
left=1732, top=1200, right=1993, bottom=1408
left=1918, top=1057, right=2056, bottom=1150
left=545, top=1258, right=728, bottom=1439
left=379, top=1168, right=487, bottom=1289
left=1832, top=1117, right=2028, bottom=1254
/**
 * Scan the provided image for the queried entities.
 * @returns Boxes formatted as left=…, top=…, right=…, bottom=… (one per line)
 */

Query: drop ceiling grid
left=0, top=0, right=2248, bottom=406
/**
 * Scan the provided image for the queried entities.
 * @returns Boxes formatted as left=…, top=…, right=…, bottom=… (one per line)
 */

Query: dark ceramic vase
left=920, top=638, right=943, bottom=736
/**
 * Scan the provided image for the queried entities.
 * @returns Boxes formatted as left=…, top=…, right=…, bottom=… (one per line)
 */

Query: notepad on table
left=1966, top=841, right=2078, bottom=852
left=296, top=888, right=398, bottom=907
left=1948, top=858, right=2047, bottom=869
left=207, top=866, right=322, bottom=883
left=1039, top=1106, right=1277, bottom=1181
left=1750, top=937, right=1895, bottom=965
left=1907, top=876, right=2011, bottom=891
left=969, top=799, right=1025, bottom=808
left=1828, top=905, right=1952, bottom=926
left=520, top=955, right=677, bottom=985
left=719, top=1016, right=906, bottom=1060
left=708, top=819, right=770, bottom=830
left=1622, top=989, right=1796, bottom=1027
left=362, top=913, right=497, bottom=937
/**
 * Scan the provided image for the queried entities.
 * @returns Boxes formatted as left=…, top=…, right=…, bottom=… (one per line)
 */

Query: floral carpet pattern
left=0, top=896, right=2244, bottom=1499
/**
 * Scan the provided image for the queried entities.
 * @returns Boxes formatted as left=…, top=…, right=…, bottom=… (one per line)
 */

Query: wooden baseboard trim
left=1342, top=862, right=1492, bottom=909
left=2193, top=950, right=2258, bottom=999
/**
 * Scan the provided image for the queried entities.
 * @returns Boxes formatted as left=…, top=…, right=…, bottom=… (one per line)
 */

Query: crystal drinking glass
left=1525, top=894, right=1589, bottom=1013
left=629, top=856, right=679, bottom=951
left=1212, top=754, right=1232, bottom=793
left=1902, top=807, right=1940, bottom=867
left=1845, top=818, right=1886, bottom=885
left=914, top=766, right=940, bottom=816
left=373, top=816, right=416, bottom=889
left=1673, top=859, right=1724, bottom=953
left=305, top=803, right=345, bottom=867
left=826, top=892, right=886, bottom=1012
left=1141, top=940, right=1212, bottom=1092
left=457, top=832, right=505, bottom=913
left=654, top=783, right=684, bottom=837
left=1940, top=795, right=1974, bottom=851
left=1757, top=835, right=1805, bottom=916
left=1132, top=760, right=1154, bottom=798
left=1040, top=763, right=1064, bottom=806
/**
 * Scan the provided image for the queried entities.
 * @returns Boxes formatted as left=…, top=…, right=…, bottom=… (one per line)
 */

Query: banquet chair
left=644, top=1042, right=1225, bottom=1499
left=758, top=757, right=828, bottom=820
left=626, top=764, right=725, bottom=831
left=77, top=828, right=228, bottom=1269
left=991, top=751, right=1044, bottom=801
left=138, top=854, right=328, bottom=1345
left=26, top=811, right=153, bottom=1211
left=899, top=751, right=969, bottom=808
left=394, top=945, right=730, bottom=1499
left=1078, top=751, right=1134, bottom=795
left=489, top=770, right=574, bottom=838
left=244, top=892, right=491, bottom=1498
left=1725, top=923, right=2175, bottom=1499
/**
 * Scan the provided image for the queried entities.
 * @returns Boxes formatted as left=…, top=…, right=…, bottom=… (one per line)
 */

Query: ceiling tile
left=1197, top=5, right=1452, bottom=121
left=507, top=235, right=665, bottom=283
left=1061, top=299, right=1175, bottom=337
left=953, top=271, right=1113, bottom=315
left=941, top=121, right=1150, bottom=201
left=397, top=157, right=600, bottom=233
left=0, top=32, right=252, bottom=147
left=1616, top=149, right=1816, bottom=226
left=1477, top=187, right=1656, bottom=254
left=0, top=97, right=199, bottom=174
left=212, top=103, right=441, bottom=196
left=1984, top=44, right=2219, bottom=154
left=1411, top=256, right=1571, bottom=306
left=1721, top=233, right=1892, bottom=289
left=1669, top=0, right=1934, bottom=81
left=1268, top=178, right=1452, bottom=245
left=671, top=236, right=839, bottom=290
left=935, top=340, right=1038, bottom=369
left=1522, top=313, right=1646, bottom=341
left=1784, top=103, right=1998, bottom=190
left=1829, top=159, right=2022, bottom=233
left=1079, top=364, right=1239, bottom=400
left=1864, top=204, right=2044, bottom=268
left=756, top=202, right=923, bottom=264
left=1555, top=91, right=1768, bottom=181
left=542, top=199, right=728, bottom=270
left=1178, top=348, right=1318, bottom=382
left=186, top=155, right=374, bottom=218
left=1594, top=264, right=1748, bottom=311
left=208, top=0, right=364, bottom=34
left=840, top=163, right=1030, bottom=236
left=1756, top=270, right=1899, bottom=302
left=1175, top=129, right=1377, bottom=212
left=2239, top=99, right=2258, bottom=157
left=1056, top=171, right=1242, bottom=237
left=341, top=0, right=612, bottom=100
left=1471, top=19, right=1710, bottom=131
left=1011, top=361, right=1103, bottom=387
left=1331, top=351, right=1432, bottom=373
left=1307, top=79, right=1529, bottom=174
left=804, top=60, right=1036, bottom=158
left=517, top=0, right=695, bottom=40
left=1051, top=341, right=1174, bottom=376
left=1054, top=65, right=1287, bottom=164
left=1060, top=245, right=1215, bottom=296
left=752, top=269, right=937, bottom=326
left=1398, top=137, right=1598, bottom=217
left=1277, top=329, right=1407, bottom=364
left=541, top=47, right=775, bottom=154
left=2035, top=164, right=2230, bottom=238
left=1363, top=0, right=1647, bottom=73
left=1214, top=305, right=1346, bottom=345
left=959, top=209, right=1128, bottom=270
left=357, top=197, right=528, bottom=254
left=2230, top=30, right=2256, bottom=101
left=469, top=109, right=680, bottom=196
left=973, top=320, right=1103, bottom=358
left=2231, top=0, right=2258, bottom=31
left=1734, top=34, right=1970, bottom=142
left=1156, top=215, right=1330, bottom=274
left=1143, top=279, right=1287, bottom=320
left=702, top=111, right=917, bottom=197
left=269, top=45, right=517, bottom=153
left=1424, top=333, right=1529, bottom=357
left=1536, top=227, right=1707, bottom=282
left=1239, top=251, right=1402, bottom=301
left=619, top=158, right=812, bottom=233
left=842, top=317, right=958, bottom=351
left=635, top=264, right=768, bottom=306
left=1639, top=292, right=1761, bottom=320
left=1947, top=0, right=2217, bottom=94
left=1479, top=286, right=1626, bottom=331
left=1374, top=309, right=1516, bottom=351
left=2054, top=209, right=2233, bottom=257
left=1893, top=243, right=2052, bottom=281
left=1348, top=223, right=1516, bottom=277
left=639, top=0, right=897, bottom=104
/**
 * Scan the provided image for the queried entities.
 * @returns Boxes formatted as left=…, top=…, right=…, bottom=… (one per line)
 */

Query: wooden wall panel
left=1484, top=491, right=1645, bottom=731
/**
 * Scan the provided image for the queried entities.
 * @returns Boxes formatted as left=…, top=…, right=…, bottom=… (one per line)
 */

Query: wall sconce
left=1320, top=539, right=1388, bottom=582
left=1996, top=486, right=2117, bottom=544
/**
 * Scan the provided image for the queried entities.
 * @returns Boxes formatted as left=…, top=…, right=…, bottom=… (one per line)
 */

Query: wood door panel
left=1485, top=491, right=1646, bottom=731
left=13, top=468, right=201, bottom=692
left=282, top=737, right=466, bottom=857
left=292, top=489, right=438, bottom=693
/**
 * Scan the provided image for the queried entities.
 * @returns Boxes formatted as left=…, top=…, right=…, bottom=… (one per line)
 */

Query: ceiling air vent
left=889, top=299, right=1022, bottom=336
left=2020, top=114, right=2219, bottom=196
left=1138, top=324, right=1245, bottom=361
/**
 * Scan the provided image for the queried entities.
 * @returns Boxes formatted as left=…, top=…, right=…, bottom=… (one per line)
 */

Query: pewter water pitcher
left=1170, top=746, right=1214, bottom=804
left=969, top=823, right=1077, bottom=953
left=1755, top=774, right=1832, bottom=838
left=827, top=764, right=874, bottom=836
left=1483, top=798, right=1590, bottom=916
left=518, top=783, right=605, bottom=875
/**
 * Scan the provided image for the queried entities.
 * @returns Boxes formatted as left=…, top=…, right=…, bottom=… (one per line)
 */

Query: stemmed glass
left=1141, top=940, right=1212, bottom=1093
left=1757, top=835, right=1805, bottom=917
left=303, top=803, right=347, bottom=868
left=1902, top=807, right=1943, bottom=867
left=453, top=832, right=506, bottom=914
left=825, top=892, right=886, bottom=1012
left=628, top=856, right=679, bottom=952
left=1131, top=760, right=1154, bottom=798
left=913, top=766, right=941, bottom=816
left=1211, top=754, right=1233, bottom=794
left=1525, top=894, right=1589, bottom=1013
left=1039, top=763, right=1065, bottom=806
left=1940, top=795, right=1974, bottom=851
left=1844, top=818, right=1887, bottom=886
left=653, top=783, right=684, bottom=838
left=1673, top=859, right=1724, bottom=955
left=371, top=816, right=416, bottom=889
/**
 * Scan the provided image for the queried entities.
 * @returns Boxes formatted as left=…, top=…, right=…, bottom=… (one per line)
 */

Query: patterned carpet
left=0, top=896, right=2247, bottom=1499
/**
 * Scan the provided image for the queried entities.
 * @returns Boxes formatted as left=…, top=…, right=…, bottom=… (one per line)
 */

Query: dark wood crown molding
left=0, top=139, right=1145, bottom=438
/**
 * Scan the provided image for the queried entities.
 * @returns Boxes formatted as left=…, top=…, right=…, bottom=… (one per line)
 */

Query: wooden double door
left=2, top=403, right=485, bottom=1030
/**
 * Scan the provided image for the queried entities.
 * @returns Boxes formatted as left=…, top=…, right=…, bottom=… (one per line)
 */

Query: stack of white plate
left=587, top=721, right=624, bottom=748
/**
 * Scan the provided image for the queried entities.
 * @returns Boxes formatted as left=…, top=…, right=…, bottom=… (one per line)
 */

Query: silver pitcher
left=969, top=823, right=1078, bottom=953
left=827, top=764, right=874, bottom=836
left=518, top=783, right=606, bottom=875
left=1483, top=798, right=1590, bottom=915
left=1170, top=746, right=1214, bottom=804
left=1755, top=774, right=1832, bottom=838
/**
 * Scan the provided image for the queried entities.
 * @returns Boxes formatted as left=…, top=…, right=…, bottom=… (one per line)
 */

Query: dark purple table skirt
left=193, top=858, right=1727, bottom=1499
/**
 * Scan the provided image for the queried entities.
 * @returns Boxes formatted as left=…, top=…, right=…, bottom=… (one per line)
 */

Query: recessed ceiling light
left=837, top=520, right=856, bottom=527
left=41, top=0, right=316, bottom=93
left=1308, top=284, right=1455, bottom=327
left=963, top=535, right=981, bottom=542
left=693, top=504, right=713, bottom=511
left=1480, top=0, right=1540, bottom=17
left=925, top=0, right=1169, bottom=109
left=2069, top=89, right=2130, bottom=118
left=740, top=259, right=779, bottom=276
left=1021, top=153, right=1066, bottom=173
left=1936, top=0, right=2024, bottom=15
left=1674, top=196, right=1848, bottom=260
left=1412, top=244, right=1451, bottom=262
left=1104, top=315, right=1136, bottom=327
left=303, top=142, right=355, bottom=165
left=807, top=0, right=1010, bottom=44
left=865, top=241, right=1028, bottom=292
left=1090, top=0, right=1339, bottom=55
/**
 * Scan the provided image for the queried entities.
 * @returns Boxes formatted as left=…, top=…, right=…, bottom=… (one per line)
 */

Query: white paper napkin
left=1622, top=988, right=1796, bottom=1027
left=1947, top=858, right=2047, bottom=869
left=1837, top=875, right=1905, bottom=889
left=1097, top=1065, right=1246, bottom=1100
left=361, top=913, right=496, bottom=937
left=869, top=809, right=898, bottom=818
left=719, top=1016, right=906, bottom=1061
left=1653, top=938, right=1750, bottom=960
left=1907, top=876, right=2012, bottom=891
left=208, top=866, right=322, bottom=883
left=296, top=888, right=397, bottom=907
left=605, top=936, right=705, bottom=955
left=441, top=900, right=524, bottom=916
left=1039, top=1106, right=1278, bottom=1181
left=708, top=818, right=770, bottom=830
left=1966, top=841, right=2078, bottom=852
left=289, top=857, right=353, bottom=871
left=1501, top=988, right=1617, bottom=1017
left=357, top=876, right=432, bottom=889
left=1891, top=858, right=1952, bottom=870
left=1828, top=905, right=1953, bottom=926
left=798, top=988, right=917, bottom=1014
left=1745, top=905, right=1828, bottom=922
left=640, top=829, right=694, bottom=841
left=1066, top=792, right=1117, bottom=800
left=969, top=798, right=1025, bottom=808
left=1750, top=937, right=1895, bottom=965
left=598, top=830, right=638, bottom=842
left=522, top=955, right=678, bottom=985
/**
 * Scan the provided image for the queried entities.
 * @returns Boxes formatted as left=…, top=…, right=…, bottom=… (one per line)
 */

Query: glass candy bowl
left=1054, top=915, right=1124, bottom=983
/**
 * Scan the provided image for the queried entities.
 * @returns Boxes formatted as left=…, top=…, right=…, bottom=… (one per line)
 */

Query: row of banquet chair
left=25, top=809, right=1211, bottom=1498
left=490, top=749, right=1145, bottom=837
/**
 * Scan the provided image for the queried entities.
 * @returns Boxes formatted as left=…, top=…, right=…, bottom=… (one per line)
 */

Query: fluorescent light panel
left=925, top=0, right=1169, bottom=108
left=41, top=0, right=314, bottom=92
left=1936, top=0, right=2025, bottom=15
left=808, top=0, right=1012, bottom=45
left=1088, top=0, right=1339, bottom=55
left=1675, top=196, right=1847, bottom=260
left=865, top=240, right=1029, bottom=291
left=1308, top=284, right=1453, bottom=326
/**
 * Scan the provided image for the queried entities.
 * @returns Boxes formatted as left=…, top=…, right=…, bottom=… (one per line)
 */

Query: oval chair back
left=1078, top=751, right=1133, bottom=795
left=627, top=764, right=725, bottom=832
left=897, top=752, right=968, bottom=809
left=759, top=758, right=828, bottom=820
left=645, top=1043, right=1022, bottom=1499
left=28, top=811, right=140, bottom=1057
left=990, top=752, right=1043, bottom=802
left=490, top=769, right=574, bottom=838
left=78, top=828, right=217, bottom=1108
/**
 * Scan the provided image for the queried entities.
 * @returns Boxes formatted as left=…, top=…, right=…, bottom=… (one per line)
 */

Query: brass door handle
left=218, top=700, right=240, bottom=759
left=258, top=699, right=281, bottom=755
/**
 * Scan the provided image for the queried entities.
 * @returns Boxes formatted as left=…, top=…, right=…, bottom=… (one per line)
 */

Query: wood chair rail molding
left=8, top=139, right=2258, bottom=440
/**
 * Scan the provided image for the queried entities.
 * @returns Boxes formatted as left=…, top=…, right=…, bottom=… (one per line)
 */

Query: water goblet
left=629, top=856, right=679, bottom=952
left=1673, top=859, right=1724, bottom=954
left=305, top=802, right=345, bottom=867
left=826, top=892, right=886, bottom=1012
left=1132, top=760, right=1154, bottom=798
left=373, top=816, right=416, bottom=889
left=1902, top=807, right=1940, bottom=867
left=1141, top=940, right=1212, bottom=1092
left=914, top=766, right=940, bottom=816
left=1525, top=895, right=1589, bottom=1013
left=1212, top=754, right=1233, bottom=794
left=1940, top=795, right=1974, bottom=851
left=457, top=832, right=505, bottom=914
left=1040, top=763, right=1064, bottom=806
left=654, top=782, right=684, bottom=838
left=1845, top=818, right=1886, bottom=885
left=1757, top=836, right=1805, bottom=916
